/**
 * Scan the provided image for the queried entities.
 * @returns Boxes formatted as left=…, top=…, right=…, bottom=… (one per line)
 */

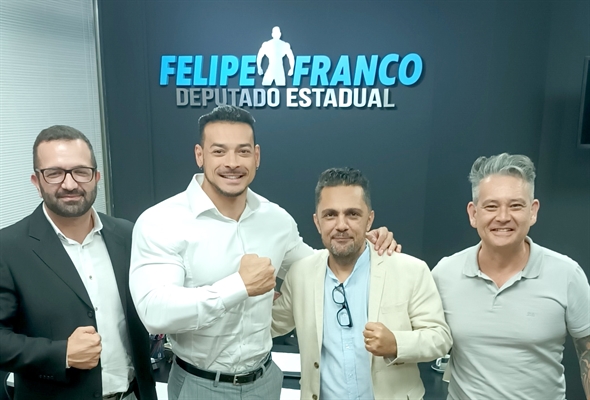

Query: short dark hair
left=33, top=125, right=97, bottom=169
left=315, top=167, right=372, bottom=210
left=197, top=105, right=256, bottom=145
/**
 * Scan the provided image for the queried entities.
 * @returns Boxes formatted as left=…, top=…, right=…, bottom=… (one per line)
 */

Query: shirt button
left=89, top=275, right=93, bottom=280
left=312, top=395, right=318, bottom=400
left=313, top=362, right=319, bottom=369
left=95, top=307, right=98, bottom=311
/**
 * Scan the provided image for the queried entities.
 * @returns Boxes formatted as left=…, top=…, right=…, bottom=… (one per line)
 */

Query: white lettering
left=311, top=88, right=325, bottom=107
left=202, top=89, right=214, bottom=106
left=239, top=89, right=253, bottom=107
left=367, top=88, right=382, bottom=108
left=267, top=88, right=280, bottom=107
left=323, top=88, right=337, bottom=108
left=253, top=89, right=266, bottom=106
left=176, top=88, right=189, bottom=106
left=339, top=88, right=352, bottom=108
left=383, top=89, right=395, bottom=108
left=353, top=88, right=367, bottom=107
left=286, top=88, right=298, bottom=107
left=190, top=88, right=201, bottom=106
left=299, top=88, right=312, bottom=107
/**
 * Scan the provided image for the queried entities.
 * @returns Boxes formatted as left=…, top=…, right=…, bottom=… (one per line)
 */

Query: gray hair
left=469, top=153, right=536, bottom=202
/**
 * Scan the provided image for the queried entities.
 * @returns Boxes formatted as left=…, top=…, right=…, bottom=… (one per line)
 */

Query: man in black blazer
left=0, top=126, right=156, bottom=400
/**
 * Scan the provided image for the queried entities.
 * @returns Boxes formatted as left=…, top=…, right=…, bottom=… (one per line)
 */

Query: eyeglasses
left=332, top=283, right=353, bottom=328
left=35, top=167, right=96, bottom=184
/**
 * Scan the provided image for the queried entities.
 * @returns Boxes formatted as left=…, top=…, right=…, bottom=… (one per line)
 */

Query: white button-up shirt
left=43, top=206, right=133, bottom=396
left=130, top=174, right=314, bottom=373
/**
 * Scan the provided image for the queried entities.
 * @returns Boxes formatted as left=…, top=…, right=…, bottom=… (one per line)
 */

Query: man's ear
left=195, top=144, right=204, bottom=169
left=366, top=210, right=375, bottom=231
left=31, top=173, right=41, bottom=197
left=467, top=202, right=477, bottom=228
left=313, top=213, right=321, bottom=234
left=530, top=199, right=540, bottom=226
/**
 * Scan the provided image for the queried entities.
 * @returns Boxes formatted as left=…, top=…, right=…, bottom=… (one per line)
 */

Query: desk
left=420, top=362, right=449, bottom=400
left=2, top=343, right=446, bottom=400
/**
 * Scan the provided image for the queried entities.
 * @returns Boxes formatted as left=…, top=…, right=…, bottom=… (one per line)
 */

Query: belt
left=175, top=354, right=272, bottom=385
left=102, top=392, right=132, bottom=400
left=103, top=379, right=136, bottom=400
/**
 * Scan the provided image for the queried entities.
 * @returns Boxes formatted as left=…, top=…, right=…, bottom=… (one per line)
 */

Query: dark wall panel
left=98, top=1, right=590, bottom=398
left=98, top=0, right=155, bottom=217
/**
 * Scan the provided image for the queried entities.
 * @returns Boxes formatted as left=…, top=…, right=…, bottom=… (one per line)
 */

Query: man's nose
left=335, top=215, right=348, bottom=230
left=61, top=172, right=78, bottom=190
left=224, top=152, right=239, bottom=168
left=496, top=206, right=511, bottom=221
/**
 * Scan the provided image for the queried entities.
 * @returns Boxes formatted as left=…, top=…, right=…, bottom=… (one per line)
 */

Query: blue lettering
left=219, top=55, right=240, bottom=86
left=399, top=53, right=423, bottom=85
left=310, top=55, right=331, bottom=86
left=378, top=54, right=399, bottom=86
left=293, top=56, right=311, bottom=87
left=160, top=55, right=177, bottom=86
left=209, top=56, right=219, bottom=86
left=239, top=55, right=256, bottom=86
left=176, top=56, right=193, bottom=86
left=330, top=56, right=351, bottom=86
left=192, top=56, right=207, bottom=86
left=161, top=52, right=423, bottom=89
left=353, top=55, right=378, bottom=86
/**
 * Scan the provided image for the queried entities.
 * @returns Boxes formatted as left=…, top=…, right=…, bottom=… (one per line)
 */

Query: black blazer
left=0, top=204, right=156, bottom=400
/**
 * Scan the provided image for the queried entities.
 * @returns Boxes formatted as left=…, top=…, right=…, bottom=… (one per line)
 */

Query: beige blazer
left=272, top=245, right=452, bottom=400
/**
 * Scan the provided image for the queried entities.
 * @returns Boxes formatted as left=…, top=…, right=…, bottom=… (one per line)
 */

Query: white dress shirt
left=130, top=174, right=314, bottom=373
left=43, top=206, right=134, bottom=396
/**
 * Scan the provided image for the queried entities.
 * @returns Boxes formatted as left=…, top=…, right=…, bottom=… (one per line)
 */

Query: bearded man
left=0, top=125, right=156, bottom=400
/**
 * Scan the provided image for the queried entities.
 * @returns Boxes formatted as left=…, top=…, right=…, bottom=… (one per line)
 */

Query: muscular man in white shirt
left=129, top=105, right=398, bottom=400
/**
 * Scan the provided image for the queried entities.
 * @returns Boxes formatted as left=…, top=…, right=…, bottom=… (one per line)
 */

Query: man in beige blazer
left=272, top=167, right=452, bottom=400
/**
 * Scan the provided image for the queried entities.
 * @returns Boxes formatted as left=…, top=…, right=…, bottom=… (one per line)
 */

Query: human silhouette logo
left=256, top=26, right=295, bottom=86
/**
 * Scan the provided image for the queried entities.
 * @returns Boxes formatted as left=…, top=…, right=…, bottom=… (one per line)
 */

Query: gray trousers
left=167, top=360, right=284, bottom=400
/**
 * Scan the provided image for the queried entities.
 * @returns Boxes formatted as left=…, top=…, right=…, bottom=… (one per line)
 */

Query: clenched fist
left=363, top=322, right=398, bottom=358
left=238, top=254, right=276, bottom=297
left=66, top=326, right=102, bottom=369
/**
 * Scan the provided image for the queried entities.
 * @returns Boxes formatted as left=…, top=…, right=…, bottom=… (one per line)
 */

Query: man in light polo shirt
left=432, top=153, right=590, bottom=400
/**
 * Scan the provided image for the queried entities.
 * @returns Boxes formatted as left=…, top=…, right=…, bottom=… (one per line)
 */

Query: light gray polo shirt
left=432, top=237, right=590, bottom=400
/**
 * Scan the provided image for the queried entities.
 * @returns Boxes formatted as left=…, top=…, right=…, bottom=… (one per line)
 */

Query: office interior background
left=0, top=0, right=589, bottom=399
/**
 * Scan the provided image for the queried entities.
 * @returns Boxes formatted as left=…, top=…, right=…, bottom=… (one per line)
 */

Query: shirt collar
left=186, top=173, right=263, bottom=218
left=462, top=236, right=541, bottom=279
left=521, top=237, right=542, bottom=278
left=326, top=242, right=371, bottom=285
left=42, top=204, right=102, bottom=241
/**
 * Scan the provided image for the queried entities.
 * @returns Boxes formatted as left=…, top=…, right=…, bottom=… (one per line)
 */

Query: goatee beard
left=42, top=187, right=97, bottom=218
left=204, top=172, right=247, bottom=198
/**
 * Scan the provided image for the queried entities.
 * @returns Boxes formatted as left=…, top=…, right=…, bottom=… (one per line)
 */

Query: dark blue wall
left=97, top=1, right=590, bottom=398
